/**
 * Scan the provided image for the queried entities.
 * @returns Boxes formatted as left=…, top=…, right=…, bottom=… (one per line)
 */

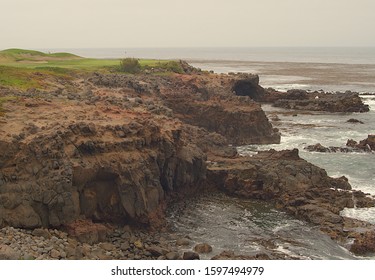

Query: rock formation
left=262, top=89, right=369, bottom=113
left=207, top=149, right=375, bottom=248
left=305, top=135, right=375, bottom=153
left=0, top=65, right=373, bottom=258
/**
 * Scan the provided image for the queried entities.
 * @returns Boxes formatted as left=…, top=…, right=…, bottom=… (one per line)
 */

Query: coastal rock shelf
left=262, top=89, right=370, bottom=113
left=207, top=149, right=375, bottom=253
left=0, top=63, right=374, bottom=259
left=305, top=135, right=375, bottom=153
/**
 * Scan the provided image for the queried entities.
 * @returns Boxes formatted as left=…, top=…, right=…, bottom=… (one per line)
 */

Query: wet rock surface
left=262, top=89, right=369, bottom=113
left=305, top=135, right=375, bottom=153
left=207, top=149, right=375, bottom=252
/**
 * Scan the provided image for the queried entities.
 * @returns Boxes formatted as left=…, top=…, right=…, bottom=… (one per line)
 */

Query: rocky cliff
left=89, top=73, right=281, bottom=145
left=0, top=89, right=206, bottom=229
left=1, top=70, right=279, bottom=229
left=1, top=67, right=373, bottom=258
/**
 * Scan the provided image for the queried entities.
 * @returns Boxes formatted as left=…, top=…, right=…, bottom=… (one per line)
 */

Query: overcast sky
left=1, top=0, right=374, bottom=49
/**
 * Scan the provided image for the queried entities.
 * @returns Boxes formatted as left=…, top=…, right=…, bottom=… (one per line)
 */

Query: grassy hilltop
left=0, top=48, right=183, bottom=90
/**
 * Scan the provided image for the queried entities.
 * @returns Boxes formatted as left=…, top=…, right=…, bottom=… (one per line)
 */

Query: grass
left=0, top=66, right=42, bottom=89
left=0, top=48, right=186, bottom=90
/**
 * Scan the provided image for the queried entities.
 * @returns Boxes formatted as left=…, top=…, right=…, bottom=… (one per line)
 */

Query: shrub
left=152, top=61, right=183, bottom=74
left=119, top=58, right=141, bottom=73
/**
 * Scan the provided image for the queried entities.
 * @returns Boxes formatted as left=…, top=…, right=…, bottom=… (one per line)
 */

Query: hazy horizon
left=1, top=0, right=375, bottom=49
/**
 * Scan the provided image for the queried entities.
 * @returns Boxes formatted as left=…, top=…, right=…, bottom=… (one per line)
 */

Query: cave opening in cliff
left=233, top=81, right=259, bottom=101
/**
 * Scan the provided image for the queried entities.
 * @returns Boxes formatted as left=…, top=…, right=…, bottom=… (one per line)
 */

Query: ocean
left=43, top=47, right=375, bottom=259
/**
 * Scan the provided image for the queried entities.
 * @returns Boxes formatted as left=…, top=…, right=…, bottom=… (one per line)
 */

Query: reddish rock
left=194, top=243, right=213, bottom=253
left=350, top=231, right=375, bottom=254
left=65, top=219, right=111, bottom=245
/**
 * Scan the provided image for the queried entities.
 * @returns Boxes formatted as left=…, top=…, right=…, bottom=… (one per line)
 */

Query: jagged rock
left=263, top=89, right=369, bottom=113
left=350, top=231, right=375, bottom=254
left=305, top=135, right=375, bottom=153
left=207, top=149, right=374, bottom=241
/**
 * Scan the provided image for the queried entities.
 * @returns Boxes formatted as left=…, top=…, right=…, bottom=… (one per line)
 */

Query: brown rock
left=0, top=245, right=20, bottom=260
left=183, top=251, right=200, bottom=260
left=194, top=243, right=213, bottom=254
left=65, top=219, right=111, bottom=245
left=176, top=238, right=190, bottom=246
left=50, top=249, right=60, bottom=259
left=165, top=252, right=179, bottom=260
left=148, top=246, right=167, bottom=257
left=350, top=231, right=375, bottom=254
left=99, top=242, right=116, bottom=251
left=32, top=228, right=52, bottom=239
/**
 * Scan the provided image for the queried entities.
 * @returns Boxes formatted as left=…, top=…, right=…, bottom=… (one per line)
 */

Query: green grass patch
left=0, top=66, right=41, bottom=90
left=0, top=48, right=188, bottom=90
left=0, top=48, right=185, bottom=73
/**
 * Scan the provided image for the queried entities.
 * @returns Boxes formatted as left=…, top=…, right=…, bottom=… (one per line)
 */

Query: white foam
left=340, top=207, right=375, bottom=224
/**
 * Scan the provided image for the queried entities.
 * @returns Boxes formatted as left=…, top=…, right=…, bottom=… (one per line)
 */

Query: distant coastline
left=37, top=47, right=375, bottom=65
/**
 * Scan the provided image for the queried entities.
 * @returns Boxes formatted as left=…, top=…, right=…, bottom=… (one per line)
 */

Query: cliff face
left=1, top=67, right=374, bottom=256
left=161, top=74, right=280, bottom=145
left=0, top=92, right=206, bottom=229
left=89, top=73, right=281, bottom=145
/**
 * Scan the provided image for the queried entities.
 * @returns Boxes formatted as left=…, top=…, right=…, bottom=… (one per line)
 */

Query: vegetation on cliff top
left=0, top=48, right=185, bottom=90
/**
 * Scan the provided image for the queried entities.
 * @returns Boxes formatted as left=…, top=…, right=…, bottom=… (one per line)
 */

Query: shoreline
left=1, top=54, right=374, bottom=260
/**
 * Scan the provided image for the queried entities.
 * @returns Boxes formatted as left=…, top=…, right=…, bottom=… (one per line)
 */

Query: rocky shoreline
left=305, top=135, right=375, bottom=153
left=1, top=62, right=374, bottom=259
left=261, top=89, right=370, bottom=113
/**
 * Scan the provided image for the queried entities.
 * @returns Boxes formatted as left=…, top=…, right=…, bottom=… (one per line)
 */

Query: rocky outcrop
left=0, top=95, right=207, bottom=229
left=262, top=89, right=369, bottom=113
left=350, top=230, right=375, bottom=255
left=305, top=135, right=375, bottom=153
left=207, top=149, right=374, bottom=241
left=231, top=73, right=265, bottom=101
left=89, top=72, right=281, bottom=145
left=1, top=64, right=373, bottom=259
left=0, top=68, right=280, bottom=233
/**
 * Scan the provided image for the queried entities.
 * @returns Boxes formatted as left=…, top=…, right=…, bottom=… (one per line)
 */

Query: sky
left=1, top=0, right=375, bottom=49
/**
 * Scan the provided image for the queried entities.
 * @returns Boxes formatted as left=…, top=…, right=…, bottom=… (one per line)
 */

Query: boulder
left=0, top=245, right=20, bottom=260
left=65, top=219, right=111, bottom=245
left=194, top=243, right=213, bottom=253
left=350, top=231, right=375, bottom=254
left=183, top=251, right=200, bottom=260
